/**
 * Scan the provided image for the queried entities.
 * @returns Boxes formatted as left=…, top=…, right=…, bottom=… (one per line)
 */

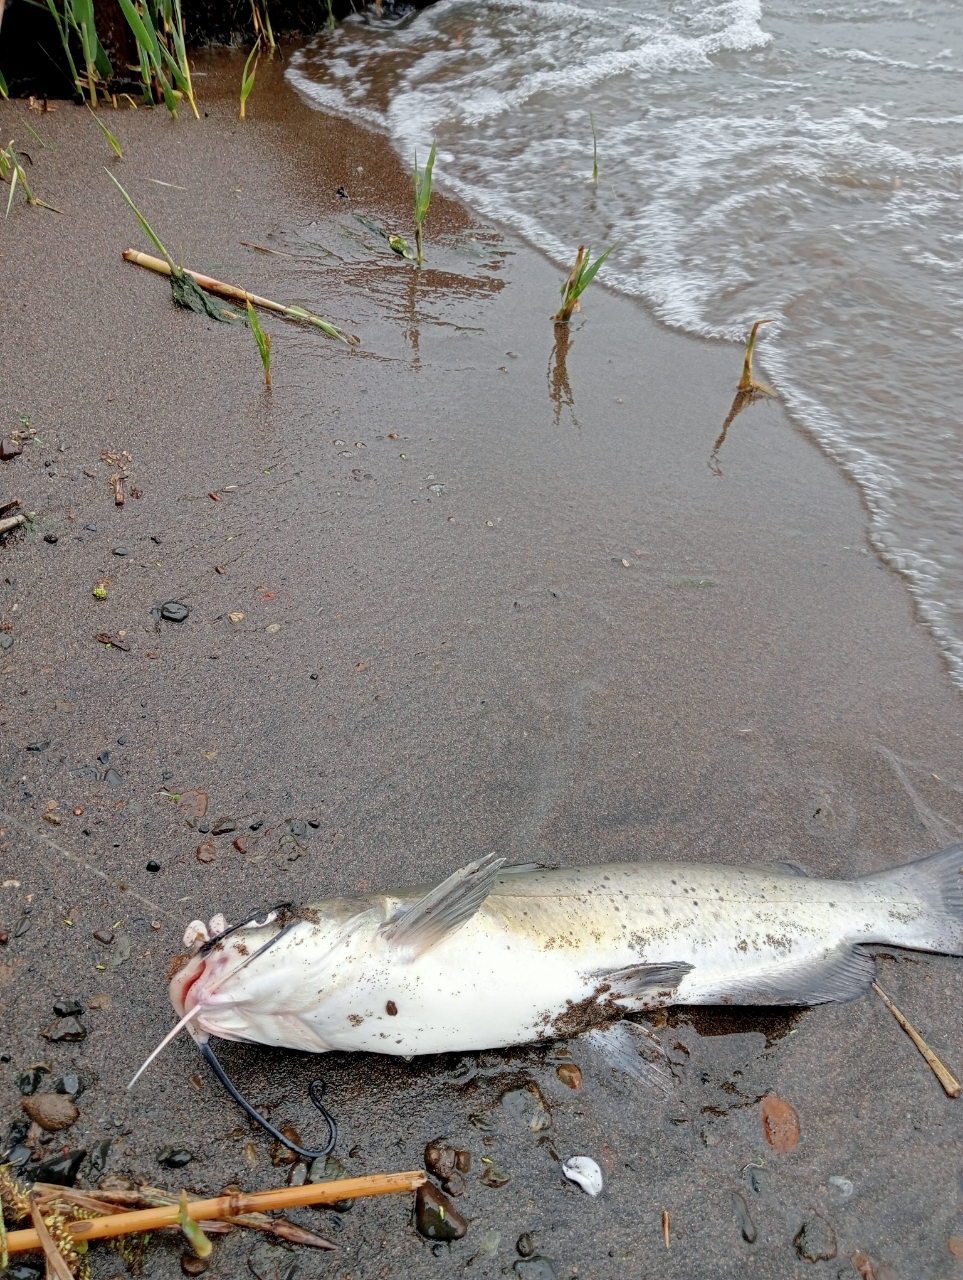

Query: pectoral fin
left=594, top=961, right=694, bottom=1003
left=381, top=852, right=506, bottom=960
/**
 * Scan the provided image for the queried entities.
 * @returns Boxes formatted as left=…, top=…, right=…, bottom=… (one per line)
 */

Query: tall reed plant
left=553, top=242, right=615, bottom=322
left=43, top=0, right=113, bottom=106
left=116, top=0, right=198, bottom=117
left=413, top=139, right=436, bottom=268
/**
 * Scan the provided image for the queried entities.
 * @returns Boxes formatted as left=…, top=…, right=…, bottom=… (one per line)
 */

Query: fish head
left=168, top=903, right=379, bottom=1050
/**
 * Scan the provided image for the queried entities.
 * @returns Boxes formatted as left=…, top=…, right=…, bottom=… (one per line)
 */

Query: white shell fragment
left=562, top=1156, right=603, bottom=1197
left=828, top=1176, right=854, bottom=1199
left=208, top=913, right=228, bottom=938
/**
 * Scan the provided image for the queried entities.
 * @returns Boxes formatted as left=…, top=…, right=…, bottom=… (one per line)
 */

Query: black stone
left=158, top=1147, right=194, bottom=1168
left=197, top=820, right=211, bottom=833
left=250, top=820, right=263, bottom=831
left=6, top=1262, right=44, bottom=1280
left=146, top=860, right=161, bottom=873
left=56, top=1073, right=83, bottom=1097
left=53, top=997, right=83, bottom=1017
left=516, top=1234, right=535, bottom=1258
left=104, top=767, right=122, bottom=787
left=150, top=535, right=162, bottom=544
left=89, top=1137, right=112, bottom=1173
left=98, top=750, right=110, bottom=764
left=117, top=735, right=127, bottom=745
left=414, top=1183, right=467, bottom=1241
left=18, top=1066, right=48, bottom=1095
left=42, top=1017, right=86, bottom=1042
left=6, top=1144, right=32, bottom=1169
left=28, top=1149, right=87, bottom=1186
left=26, top=741, right=50, bottom=752
left=43, top=534, right=58, bottom=544
left=160, top=601, right=190, bottom=623
left=211, top=816, right=236, bottom=835
left=5, top=1119, right=30, bottom=1149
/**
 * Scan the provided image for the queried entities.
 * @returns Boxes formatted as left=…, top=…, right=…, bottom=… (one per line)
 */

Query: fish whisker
left=128, top=1004, right=201, bottom=1089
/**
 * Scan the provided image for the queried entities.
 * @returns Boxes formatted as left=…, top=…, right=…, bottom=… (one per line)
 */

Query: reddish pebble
left=760, top=1094, right=800, bottom=1153
left=232, top=836, right=249, bottom=854
left=195, top=842, right=216, bottom=864
left=556, top=1062, right=583, bottom=1090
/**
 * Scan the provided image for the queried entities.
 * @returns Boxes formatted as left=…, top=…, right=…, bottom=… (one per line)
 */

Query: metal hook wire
left=199, top=1040, right=337, bottom=1161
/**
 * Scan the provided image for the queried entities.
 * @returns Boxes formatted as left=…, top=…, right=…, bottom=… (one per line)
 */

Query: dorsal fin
left=381, top=852, right=505, bottom=960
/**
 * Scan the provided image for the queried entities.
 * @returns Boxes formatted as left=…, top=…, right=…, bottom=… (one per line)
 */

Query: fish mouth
left=169, top=953, right=208, bottom=1019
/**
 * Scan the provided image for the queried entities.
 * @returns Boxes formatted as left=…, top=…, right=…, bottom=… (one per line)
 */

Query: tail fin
left=859, top=844, right=963, bottom=955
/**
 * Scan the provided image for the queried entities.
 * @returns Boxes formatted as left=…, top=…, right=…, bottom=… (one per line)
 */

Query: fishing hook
left=199, top=1040, right=338, bottom=1161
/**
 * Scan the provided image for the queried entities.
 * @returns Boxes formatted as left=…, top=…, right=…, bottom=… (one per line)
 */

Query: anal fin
left=709, top=944, right=876, bottom=1006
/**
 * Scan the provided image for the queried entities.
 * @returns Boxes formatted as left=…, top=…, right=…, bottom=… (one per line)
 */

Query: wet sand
left=2, top=52, right=963, bottom=1280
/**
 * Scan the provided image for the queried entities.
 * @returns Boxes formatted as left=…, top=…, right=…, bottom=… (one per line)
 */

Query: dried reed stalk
left=873, top=981, right=961, bottom=1098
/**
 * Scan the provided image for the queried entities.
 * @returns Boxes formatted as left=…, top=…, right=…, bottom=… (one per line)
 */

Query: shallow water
left=289, top=0, right=963, bottom=690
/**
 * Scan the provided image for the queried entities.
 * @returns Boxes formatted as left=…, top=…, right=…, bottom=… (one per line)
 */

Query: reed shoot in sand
left=553, top=242, right=615, bottom=323
left=0, top=71, right=8, bottom=101
left=250, top=0, right=275, bottom=49
left=590, top=111, right=599, bottom=187
left=115, top=0, right=198, bottom=118
left=43, top=0, right=113, bottom=106
left=239, top=38, right=260, bottom=119
left=247, top=301, right=272, bottom=386
left=738, top=318, right=775, bottom=395
left=413, top=139, right=437, bottom=268
left=106, top=169, right=175, bottom=267
left=89, top=104, right=123, bottom=158
left=2, top=142, right=62, bottom=215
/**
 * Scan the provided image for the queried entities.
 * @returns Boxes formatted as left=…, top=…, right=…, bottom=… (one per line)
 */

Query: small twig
left=0, top=497, right=22, bottom=518
left=873, top=981, right=961, bottom=1098
left=111, top=473, right=125, bottom=505
left=28, top=1199, right=73, bottom=1280
left=0, top=512, right=26, bottom=535
left=239, top=241, right=293, bottom=257
left=662, top=1209, right=670, bottom=1249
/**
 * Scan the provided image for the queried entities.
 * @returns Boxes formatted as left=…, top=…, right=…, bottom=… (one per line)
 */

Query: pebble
left=271, top=1126, right=303, bottom=1167
left=89, top=1138, right=112, bottom=1173
left=747, top=1166, right=769, bottom=1194
left=828, top=1176, right=854, bottom=1199
left=793, top=1214, right=837, bottom=1262
left=55, top=1073, right=83, bottom=1097
left=196, top=842, right=216, bottom=864
left=160, top=601, right=190, bottom=623
left=53, top=998, right=83, bottom=1017
left=247, top=1239, right=301, bottom=1280
left=443, top=1172, right=466, bottom=1197
left=0, top=438, right=23, bottom=460
left=18, top=1066, right=49, bottom=1096
left=760, top=1094, right=800, bottom=1154
left=556, top=1062, right=582, bottom=1089
left=111, top=548, right=129, bottom=557
left=21, top=1094, right=79, bottom=1132
left=98, top=1172, right=135, bottom=1191
left=288, top=819, right=308, bottom=839
left=5, top=1265, right=43, bottom=1280
left=32, top=1149, right=87, bottom=1186
left=516, top=1233, right=535, bottom=1258
left=0, top=633, right=13, bottom=651
left=468, top=1230, right=501, bottom=1263
left=41, top=1017, right=86, bottom=1042
left=307, top=1155, right=353, bottom=1211
left=146, top=860, right=161, bottom=873
left=480, top=1162, right=510, bottom=1188
left=513, top=1260, right=557, bottom=1280
left=157, top=1147, right=194, bottom=1169
left=731, top=1191, right=757, bottom=1243
left=104, top=768, right=122, bottom=787
left=455, top=1149, right=471, bottom=1173
left=415, top=1182, right=467, bottom=1241
left=181, top=1253, right=209, bottom=1276
left=425, top=1139, right=456, bottom=1181
left=211, top=817, right=236, bottom=835
left=561, top=1156, right=603, bottom=1197
left=93, top=928, right=114, bottom=944
left=43, top=534, right=58, bottom=545
left=500, top=1082, right=552, bottom=1132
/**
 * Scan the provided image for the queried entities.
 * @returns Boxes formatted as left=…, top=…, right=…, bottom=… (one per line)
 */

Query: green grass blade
left=415, top=138, right=436, bottom=224
left=572, top=242, right=616, bottom=299
left=89, top=106, right=123, bottom=158
left=20, top=118, right=48, bottom=148
left=247, top=301, right=272, bottom=385
left=239, top=38, right=260, bottom=118
left=105, top=169, right=174, bottom=265
left=0, top=71, right=8, bottom=100
left=284, top=305, right=350, bottom=344
left=6, top=163, right=18, bottom=218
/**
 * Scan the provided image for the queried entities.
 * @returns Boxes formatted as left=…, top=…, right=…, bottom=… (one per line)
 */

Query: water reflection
left=548, top=323, right=578, bottom=427
left=708, top=387, right=770, bottom=476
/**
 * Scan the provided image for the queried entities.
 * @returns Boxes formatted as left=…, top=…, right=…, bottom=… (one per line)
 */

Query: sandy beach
left=2, top=52, right=963, bottom=1279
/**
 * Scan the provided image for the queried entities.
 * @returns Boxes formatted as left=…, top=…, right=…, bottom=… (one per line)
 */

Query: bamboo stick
left=121, top=249, right=356, bottom=344
left=873, top=981, right=961, bottom=1098
left=0, top=513, right=26, bottom=535
left=6, top=1171, right=426, bottom=1256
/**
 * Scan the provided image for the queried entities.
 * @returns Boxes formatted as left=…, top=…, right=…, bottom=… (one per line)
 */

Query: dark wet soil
left=3, top=52, right=963, bottom=1280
